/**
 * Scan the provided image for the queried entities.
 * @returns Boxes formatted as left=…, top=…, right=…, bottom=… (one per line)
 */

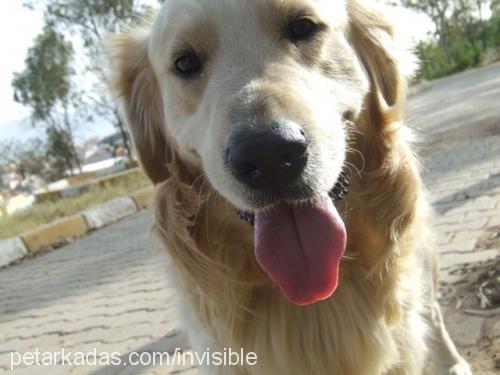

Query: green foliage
left=417, top=36, right=485, bottom=80
left=492, top=0, right=500, bottom=14
left=408, top=0, right=500, bottom=80
left=12, top=0, right=159, bottom=182
left=43, top=0, right=143, bottom=60
left=12, top=24, right=82, bottom=179
left=402, top=0, right=453, bottom=18
left=12, top=26, right=74, bottom=124
left=480, top=12, right=500, bottom=48
left=24, top=0, right=159, bottom=159
left=45, top=127, right=80, bottom=178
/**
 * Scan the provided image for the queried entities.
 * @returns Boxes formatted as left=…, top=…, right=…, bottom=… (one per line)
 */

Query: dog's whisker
left=341, top=254, right=358, bottom=261
left=204, top=187, right=214, bottom=244
left=187, top=175, right=209, bottom=226
left=344, top=161, right=363, bottom=179
left=345, top=148, right=366, bottom=176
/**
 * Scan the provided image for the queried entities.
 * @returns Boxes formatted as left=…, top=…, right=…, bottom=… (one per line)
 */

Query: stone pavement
left=408, top=63, right=500, bottom=372
left=422, top=135, right=500, bottom=349
left=423, top=134, right=499, bottom=279
left=0, top=213, right=195, bottom=375
left=1, top=64, right=499, bottom=374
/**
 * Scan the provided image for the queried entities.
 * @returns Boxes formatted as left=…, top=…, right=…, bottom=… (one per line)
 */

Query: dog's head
left=109, top=0, right=413, bottom=305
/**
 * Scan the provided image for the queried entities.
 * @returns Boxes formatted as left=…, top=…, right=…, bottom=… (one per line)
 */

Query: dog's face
left=110, top=0, right=408, bottom=305
left=148, top=0, right=369, bottom=211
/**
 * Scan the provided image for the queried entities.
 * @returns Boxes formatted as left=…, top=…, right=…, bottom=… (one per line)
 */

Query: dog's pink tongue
left=255, top=196, right=347, bottom=305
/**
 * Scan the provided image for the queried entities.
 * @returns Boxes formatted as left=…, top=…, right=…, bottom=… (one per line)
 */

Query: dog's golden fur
left=108, top=1, right=470, bottom=373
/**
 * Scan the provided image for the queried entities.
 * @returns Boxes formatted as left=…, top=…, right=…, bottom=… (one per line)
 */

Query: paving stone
left=493, top=319, right=500, bottom=338
left=463, top=209, right=496, bottom=221
left=9, top=366, right=68, bottom=375
left=440, top=249, right=499, bottom=269
left=436, top=235, right=453, bottom=246
left=442, top=308, right=484, bottom=347
left=434, top=213, right=465, bottom=225
left=0, top=212, right=188, bottom=374
left=0, top=336, right=61, bottom=354
left=451, top=229, right=484, bottom=242
left=441, top=239, right=478, bottom=254
left=437, top=218, right=488, bottom=234
left=0, top=352, right=14, bottom=370
left=439, top=270, right=465, bottom=284
left=488, top=214, right=500, bottom=227
left=447, top=198, right=496, bottom=216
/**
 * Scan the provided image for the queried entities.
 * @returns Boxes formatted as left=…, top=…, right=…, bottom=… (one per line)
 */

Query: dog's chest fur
left=162, top=193, right=428, bottom=375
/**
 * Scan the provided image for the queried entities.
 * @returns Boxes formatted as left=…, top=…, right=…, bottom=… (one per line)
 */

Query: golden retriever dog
left=108, top=0, right=472, bottom=373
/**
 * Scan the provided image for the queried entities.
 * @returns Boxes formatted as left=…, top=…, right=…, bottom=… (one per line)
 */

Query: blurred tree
left=16, top=141, right=48, bottom=181
left=481, top=4, right=500, bottom=48
left=12, top=25, right=82, bottom=177
left=402, top=0, right=454, bottom=64
left=0, top=139, right=49, bottom=182
left=24, top=0, right=160, bottom=161
left=453, top=0, right=484, bottom=46
left=0, top=168, right=6, bottom=190
left=476, top=0, right=485, bottom=19
left=492, top=0, right=500, bottom=14
left=45, top=127, right=80, bottom=178
left=405, top=0, right=500, bottom=81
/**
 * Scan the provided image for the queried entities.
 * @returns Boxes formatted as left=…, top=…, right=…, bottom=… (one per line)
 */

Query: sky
left=0, top=2, right=143, bottom=145
left=0, top=3, right=43, bottom=125
left=0, top=1, right=433, bottom=145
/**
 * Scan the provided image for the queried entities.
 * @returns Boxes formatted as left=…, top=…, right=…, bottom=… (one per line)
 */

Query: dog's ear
left=107, top=29, right=170, bottom=184
left=347, top=0, right=416, bottom=119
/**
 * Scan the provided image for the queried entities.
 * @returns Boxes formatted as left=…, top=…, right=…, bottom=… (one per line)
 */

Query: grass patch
left=0, top=171, right=151, bottom=239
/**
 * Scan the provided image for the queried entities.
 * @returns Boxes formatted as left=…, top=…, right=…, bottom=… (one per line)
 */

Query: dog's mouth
left=236, top=173, right=349, bottom=305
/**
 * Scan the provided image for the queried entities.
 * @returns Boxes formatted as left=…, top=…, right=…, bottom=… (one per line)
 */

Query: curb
left=0, top=238, right=28, bottom=268
left=130, top=187, right=155, bottom=210
left=22, top=214, right=88, bottom=255
left=0, top=186, right=154, bottom=268
left=83, top=196, right=138, bottom=230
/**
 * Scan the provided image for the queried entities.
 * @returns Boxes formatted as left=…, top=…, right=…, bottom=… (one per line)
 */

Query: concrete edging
left=130, top=187, right=156, bottom=210
left=82, top=196, right=138, bottom=230
left=0, top=238, right=28, bottom=268
left=21, top=214, right=89, bottom=255
left=0, top=186, right=154, bottom=268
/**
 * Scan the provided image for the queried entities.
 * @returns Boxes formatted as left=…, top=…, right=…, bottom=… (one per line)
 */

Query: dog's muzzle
left=226, top=121, right=308, bottom=192
left=237, top=171, right=350, bottom=225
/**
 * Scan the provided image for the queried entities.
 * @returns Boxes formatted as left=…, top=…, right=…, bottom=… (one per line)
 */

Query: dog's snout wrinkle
left=227, top=122, right=308, bottom=191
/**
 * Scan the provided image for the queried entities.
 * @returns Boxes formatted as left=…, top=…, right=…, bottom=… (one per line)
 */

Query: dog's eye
left=174, top=53, right=202, bottom=77
left=287, top=18, right=318, bottom=41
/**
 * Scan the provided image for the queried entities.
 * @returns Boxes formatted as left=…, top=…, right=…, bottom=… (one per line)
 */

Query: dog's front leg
left=426, top=301, right=472, bottom=375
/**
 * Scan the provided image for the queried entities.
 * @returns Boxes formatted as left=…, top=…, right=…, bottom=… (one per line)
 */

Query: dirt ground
left=439, top=226, right=500, bottom=374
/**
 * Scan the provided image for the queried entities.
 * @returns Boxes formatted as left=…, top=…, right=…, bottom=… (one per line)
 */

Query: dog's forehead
left=160, top=0, right=346, bottom=19
left=150, top=0, right=347, bottom=56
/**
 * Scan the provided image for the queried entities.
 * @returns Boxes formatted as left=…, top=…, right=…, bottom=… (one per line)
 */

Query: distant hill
left=0, top=118, right=41, bottom=143
left=0, top=117, right=116, bottom=146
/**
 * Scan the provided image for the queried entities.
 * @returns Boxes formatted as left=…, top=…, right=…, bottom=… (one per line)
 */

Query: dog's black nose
left=227, top=122, right=308, bottom=190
